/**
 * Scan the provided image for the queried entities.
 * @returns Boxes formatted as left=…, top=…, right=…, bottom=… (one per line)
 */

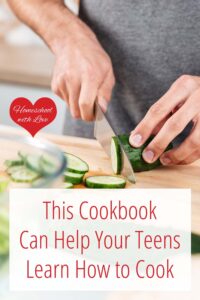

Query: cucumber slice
left=65, top=153, right=89, bottom=174
left=26, top=154, right=57, bottom=176
left=4, top=159, right=23, bottom=168
left=25, top=154, right=42, bottom=174
left=63, top=183, right=73, bottom=189
left=117, top=135, right=173, bottom=172
left=7, top=165, right=25, bottom=175
left=18, top=151, right=27, bottom=161
left=85, top=176, right=126, bottom=189
left=64, top=171, right=84, bottom=184
left=111, top=137, right=122, bottom=174
left=11, top=168, right=39, bottom=183
left=40, top=155, right=57, bottom=175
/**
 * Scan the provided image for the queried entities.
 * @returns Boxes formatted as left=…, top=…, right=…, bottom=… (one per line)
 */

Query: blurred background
left=0, top=0, right=78, bottom=135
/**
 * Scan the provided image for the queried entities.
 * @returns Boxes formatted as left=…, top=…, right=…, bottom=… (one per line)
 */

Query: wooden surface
left=0, top=39, right=54, bottom=87
left=0, top=125, right=199, bottom=234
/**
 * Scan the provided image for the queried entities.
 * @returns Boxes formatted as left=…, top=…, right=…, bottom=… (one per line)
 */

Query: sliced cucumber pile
left=85, top=176, right=126, bottom=189
left=111, top=137, right=122, bottom=174
left=4, top=151, right=57, bottom=185
left=65, top=153, right=89, bottom=174
left=113, top=134, right=173, bottom=173
left=3, top=150, right=128, bottom=188
left=63, top=153, right=89, bottom=186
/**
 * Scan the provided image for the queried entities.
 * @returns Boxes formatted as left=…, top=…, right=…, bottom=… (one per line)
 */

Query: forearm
left=7, top=0, right=84, bottom=54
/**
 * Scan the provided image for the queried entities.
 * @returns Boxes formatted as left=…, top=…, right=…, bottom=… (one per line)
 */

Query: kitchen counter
left=0, top=39, right=54, bottom=87
left=0, top=124, right=199, bottom=234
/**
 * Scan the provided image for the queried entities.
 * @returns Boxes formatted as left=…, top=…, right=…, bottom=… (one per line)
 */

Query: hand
left=129, top=75, right=200, bottom=165
left=51, top=19, right=115, bottom=121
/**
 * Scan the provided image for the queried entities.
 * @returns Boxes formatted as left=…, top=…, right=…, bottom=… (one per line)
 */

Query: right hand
left=51, top=19, right=115, bottom=121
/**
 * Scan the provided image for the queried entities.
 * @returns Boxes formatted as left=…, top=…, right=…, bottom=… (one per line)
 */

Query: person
left=8, top=0, right=200, bottom=166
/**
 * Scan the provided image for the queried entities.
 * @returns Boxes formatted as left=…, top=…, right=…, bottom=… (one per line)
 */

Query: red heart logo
left=10, top=97, right=57, bottom=137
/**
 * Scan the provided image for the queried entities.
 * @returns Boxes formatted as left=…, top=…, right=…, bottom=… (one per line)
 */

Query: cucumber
left=192, top=233, right=200, bottom=254
left=117, top=135, right=173, bottom=172
left=65, top=153, right=89, bottom=174
left=25, top=154, right=57, bottom=176
left=39, top=155, right=57, bottom=175
left=111, top=137, right=122, bottom=174
left=4, top=159, right=23, bottom=168
left=7, top=165, right=25, bottom=175
left=18, top=151, right=27, bottom=161
left=64, top=171, right=84, bottom=185
left=63, top=182, right=74, bottom=189
left=85, top=176, right=126, bottom=189
left=11, top=168, right=39, bottom=183
left=25, top=154, right=42, bottom=174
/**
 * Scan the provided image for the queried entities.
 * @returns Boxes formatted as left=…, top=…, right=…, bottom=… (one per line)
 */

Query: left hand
left=129, top=75, right=200, bottom=166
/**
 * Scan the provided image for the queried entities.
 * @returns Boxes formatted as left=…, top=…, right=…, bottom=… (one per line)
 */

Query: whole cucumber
left=117, top=134, right=173, bottom=172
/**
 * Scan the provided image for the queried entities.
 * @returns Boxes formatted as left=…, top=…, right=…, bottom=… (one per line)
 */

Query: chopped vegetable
left=64, top=171, right=84, bottom=185
left=111, top=136, right=122, bottom=174
left=63, top=182, right=74, bottom=189
left=192, top=233, right=200, bottom=254
left=40, top=155, right=57, bottom=175
left=85, top=175, right=126, bottom=189
left=25, top=154, right=42, bottom=174
left=65, top=153, right=89, bottom=174
left=10, top=167, right=39, bottom=183
left=4, top=159, right=23, bottom=168
left=117, top=134, right=173, bottom=172
left=7, top=165, right=25, bottom=176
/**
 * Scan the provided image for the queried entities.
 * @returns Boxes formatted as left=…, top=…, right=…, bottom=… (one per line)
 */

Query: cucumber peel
left=111, top=137, right=122, bottom=174
left=192, top=233, right=200, bottom=254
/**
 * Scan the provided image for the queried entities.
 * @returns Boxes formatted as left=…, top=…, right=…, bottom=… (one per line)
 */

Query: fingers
left=160, top=121, right=200, bottom=165
left=79, top=68, right=115, bottom=121
left=67, top=77, right=81, bottom=119
left=130, top=75, right=199, bottom=148
left=179, top=151, right=200, bottom=165
left=98, top=69, right=115, bottom=112
left=141, top=91, right=200, bottom=163
left=79, top=77, right=99, bottom=121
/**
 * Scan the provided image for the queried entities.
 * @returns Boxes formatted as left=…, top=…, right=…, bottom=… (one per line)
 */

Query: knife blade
left=94, top=103, right=136, bottom=183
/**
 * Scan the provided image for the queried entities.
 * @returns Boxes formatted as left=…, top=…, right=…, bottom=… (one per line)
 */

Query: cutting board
left=0, top=125, right=199, bottom=234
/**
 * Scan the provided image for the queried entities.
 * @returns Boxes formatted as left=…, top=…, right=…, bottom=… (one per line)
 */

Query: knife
left=94, top=103, right=136, bottom=183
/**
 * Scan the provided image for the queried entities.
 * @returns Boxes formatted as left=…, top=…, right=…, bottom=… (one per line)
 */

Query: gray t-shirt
left=64, top=0, right=200, bottom=139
